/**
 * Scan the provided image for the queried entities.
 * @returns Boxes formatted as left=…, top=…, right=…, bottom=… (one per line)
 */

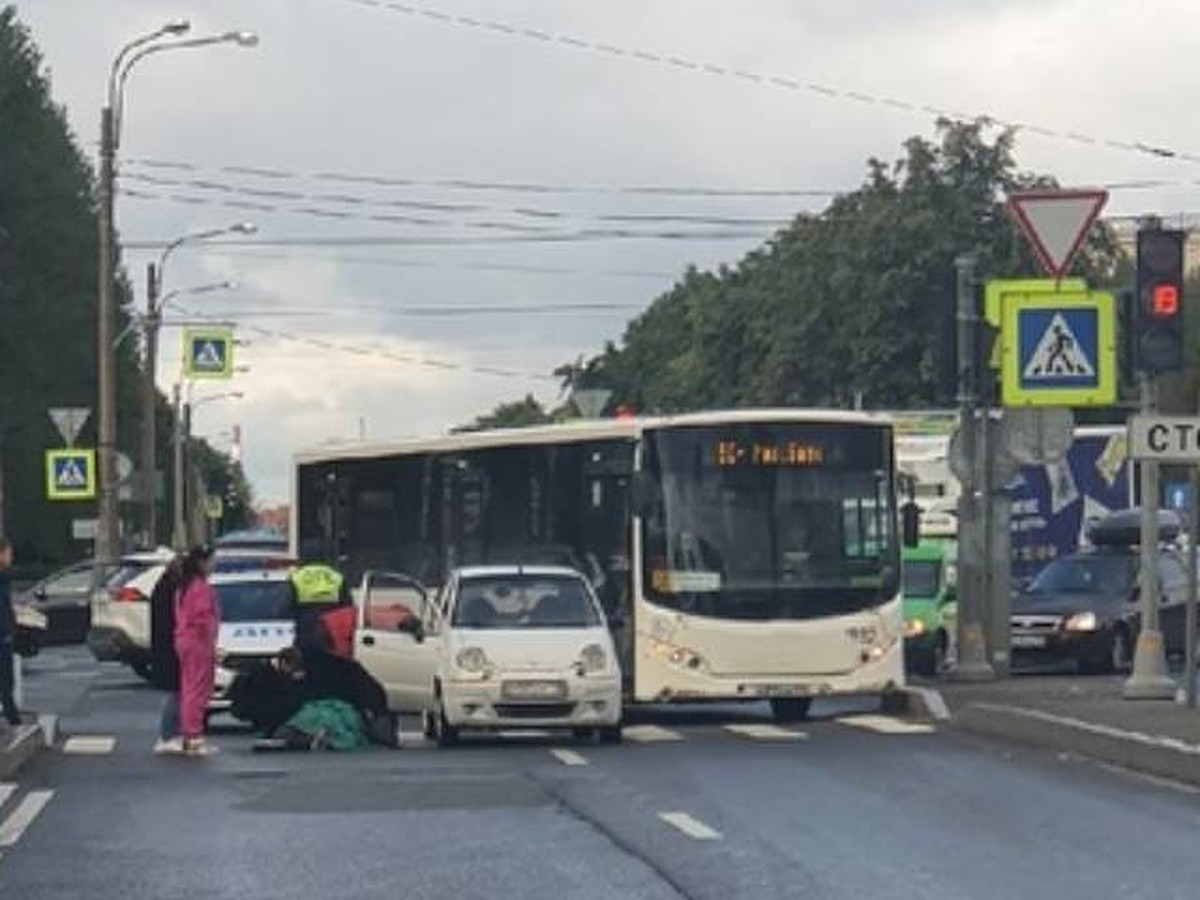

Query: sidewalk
left=934, top=674, right=1200, bottom=785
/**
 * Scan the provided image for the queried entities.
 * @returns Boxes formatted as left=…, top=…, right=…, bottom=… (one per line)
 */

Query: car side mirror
left=33, top=588, right=47, bottom=601
left=397, top=617, right=425, bottom=642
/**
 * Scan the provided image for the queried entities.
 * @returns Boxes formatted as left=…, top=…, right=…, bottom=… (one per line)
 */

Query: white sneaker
left=154, top=737, right=185, bottom=755
left=184, top=740, right=219, bottom=758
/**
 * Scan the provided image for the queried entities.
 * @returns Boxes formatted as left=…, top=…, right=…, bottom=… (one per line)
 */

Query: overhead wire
left=333, top=0, right=1200, bottom=166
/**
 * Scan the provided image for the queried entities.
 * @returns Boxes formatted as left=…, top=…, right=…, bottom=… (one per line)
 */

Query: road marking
left=837, top=715, right=935, bottom=735
left=63, top=735, right=117, bottom=755
left=970, top=703, right=1200, bottom=755
left=0, top=790, right=54, bottom=847
left=550, top=748, right=589, bottom=766
left=1096, top=762, right=1200, bottom=795
left=658, top=811, right=722, bottom=841
left=724, top=724, right=808, bottom=741
left=0, top=784, right=14, bottom=810
left=623, top=725, right=683, bottom=743
left=906, top=686, right=950, bottom=720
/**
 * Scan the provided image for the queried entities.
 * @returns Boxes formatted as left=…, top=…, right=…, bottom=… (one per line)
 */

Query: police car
left=209, top=567, right=296, bottom=717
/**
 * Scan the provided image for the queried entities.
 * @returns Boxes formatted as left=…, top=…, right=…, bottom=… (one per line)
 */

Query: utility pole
left=1187, top=466, right=1199, bottom=708
left=140, top=263, right=160, bottom=546
left=953, top=252, right=995, bottom=680
left=96, top=104, right=120, bottom=569
left=172, top=382, right=186, bottom=549
left=1124, top=372, right=1175, bottom=698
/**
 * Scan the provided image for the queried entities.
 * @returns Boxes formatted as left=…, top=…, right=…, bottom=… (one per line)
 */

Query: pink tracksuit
left=174, top=578, right=220, bottom=740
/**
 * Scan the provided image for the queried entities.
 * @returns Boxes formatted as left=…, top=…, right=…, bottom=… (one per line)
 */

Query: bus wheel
left=769, top=698, right=812, bottom=723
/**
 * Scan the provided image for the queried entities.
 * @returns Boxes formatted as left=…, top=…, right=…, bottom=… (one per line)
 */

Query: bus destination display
left=715, top=440, right=825, bottom=468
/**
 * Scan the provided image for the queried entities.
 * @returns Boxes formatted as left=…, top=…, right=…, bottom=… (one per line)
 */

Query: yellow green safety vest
left=290, top=565, right=344, bottom=605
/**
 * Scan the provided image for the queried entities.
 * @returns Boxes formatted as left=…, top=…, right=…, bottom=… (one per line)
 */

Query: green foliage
left=455, top=394, right=555, bottom=432
left=565, top=120, right=1128, bottom=415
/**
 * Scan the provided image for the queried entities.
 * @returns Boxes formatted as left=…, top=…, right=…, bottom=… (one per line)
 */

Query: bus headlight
left=648, top=638, right=706, bottom=671
left=579, top=644, right=608, bottom=674
left=1064, top=611, right=1098, bottom=632
left=455, top=646, right=491, bottom=673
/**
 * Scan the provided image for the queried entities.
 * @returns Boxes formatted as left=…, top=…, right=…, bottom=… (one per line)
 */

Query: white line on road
left=550, top=748, right=589, bottom=767
left=63, top=735, right=116, bottom=755
left=659, top=811, right=722, bottom=841
left=1096, top=762, right=1200, bottom=795
left=907, top=686, right=950, bottom=720
left=0, top=790, right=54, bottom=848
left=724, top=724, right=808, bottom=741
left=0, top=784, right=14, bottom=810
left=837, top=716, right=936, bottom=735
left=623, top=725, right=683, bottom=743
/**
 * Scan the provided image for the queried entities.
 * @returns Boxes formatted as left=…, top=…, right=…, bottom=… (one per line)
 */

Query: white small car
left=356, top=565, right=622, bottom=746
left=208, top=568, right=296, bottom=717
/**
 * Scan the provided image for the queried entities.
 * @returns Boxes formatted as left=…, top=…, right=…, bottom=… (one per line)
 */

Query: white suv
left=356, top=565, right=622, bottom=747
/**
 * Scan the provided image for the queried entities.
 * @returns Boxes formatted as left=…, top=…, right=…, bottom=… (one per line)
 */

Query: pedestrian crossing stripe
left=45, top=449, right=96, bottom=501
left=1022, top=312, right=1096, bottom=381
left=182, top=327, right=234, bottom=379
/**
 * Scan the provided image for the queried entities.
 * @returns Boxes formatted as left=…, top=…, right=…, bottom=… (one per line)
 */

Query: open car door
left=355, top=571, right=438, bottom=713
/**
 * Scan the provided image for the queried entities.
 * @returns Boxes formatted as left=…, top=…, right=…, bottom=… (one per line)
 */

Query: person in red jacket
left=318, top=597, right=356, bottom=660
left=174, top=546, right=221, bottom=757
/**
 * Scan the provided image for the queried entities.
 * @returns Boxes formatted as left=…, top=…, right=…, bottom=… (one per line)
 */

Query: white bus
left=292, top=409, right=904, bottom=720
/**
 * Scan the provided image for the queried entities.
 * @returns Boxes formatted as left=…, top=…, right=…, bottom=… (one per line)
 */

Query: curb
left=951, top=702, right=1200, bottom=787
left=0, top=720, right=47, bottom=781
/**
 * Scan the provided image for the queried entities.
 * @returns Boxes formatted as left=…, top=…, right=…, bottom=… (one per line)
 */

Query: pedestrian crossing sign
left=183, top=328, right=234, bottom=380
left=46, top=449, right=96, bottom=501
left=1001, top=289, right=1116, bottom=407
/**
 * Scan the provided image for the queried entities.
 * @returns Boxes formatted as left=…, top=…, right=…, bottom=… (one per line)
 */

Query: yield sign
left=1006, top=189, right=1109, bottom=279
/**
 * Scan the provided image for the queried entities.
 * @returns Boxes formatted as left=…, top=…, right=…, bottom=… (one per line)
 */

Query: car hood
left=450, top=628, right=610, bottom=672
left=218, top=620, right=294, bottom=655
left=1011, top=591, right=1119, bottom=617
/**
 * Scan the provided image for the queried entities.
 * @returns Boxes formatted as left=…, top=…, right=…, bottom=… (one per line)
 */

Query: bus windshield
left=640, top=422, right=899, bottom=620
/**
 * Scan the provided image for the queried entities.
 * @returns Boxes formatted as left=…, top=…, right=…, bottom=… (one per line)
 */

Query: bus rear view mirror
left=901, top=502, right=921, bottom=548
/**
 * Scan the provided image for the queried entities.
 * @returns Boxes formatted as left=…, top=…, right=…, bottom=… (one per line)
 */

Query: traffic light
left=1135, top=228, right=1186, bottom=374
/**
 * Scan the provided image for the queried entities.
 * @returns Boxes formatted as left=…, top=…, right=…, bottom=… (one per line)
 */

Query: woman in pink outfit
left=174, top=545, right=220, bottom=757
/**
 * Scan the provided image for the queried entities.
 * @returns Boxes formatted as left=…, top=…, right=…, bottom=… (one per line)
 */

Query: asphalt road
left=4, top=648, right=1200, bottom=900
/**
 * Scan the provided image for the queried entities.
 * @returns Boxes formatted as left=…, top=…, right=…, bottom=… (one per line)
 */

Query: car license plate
left=1011, top=634, right=1047, bottom=649
left=501, top=680, right=567, bottom=700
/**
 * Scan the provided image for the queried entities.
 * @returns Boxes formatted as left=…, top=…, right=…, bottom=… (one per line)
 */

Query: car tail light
left=112, top=586, right=146, bottom=603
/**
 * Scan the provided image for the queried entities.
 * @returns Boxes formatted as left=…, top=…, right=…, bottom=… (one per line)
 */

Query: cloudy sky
left=15, top=0, right=1200, bottom=503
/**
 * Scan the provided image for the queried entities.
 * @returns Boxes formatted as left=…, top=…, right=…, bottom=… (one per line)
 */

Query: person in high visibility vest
left=289, top=549, right=351, bottom=654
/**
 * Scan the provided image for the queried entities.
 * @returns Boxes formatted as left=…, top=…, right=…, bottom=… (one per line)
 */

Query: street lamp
left=96, top=24, right=257, bottom=567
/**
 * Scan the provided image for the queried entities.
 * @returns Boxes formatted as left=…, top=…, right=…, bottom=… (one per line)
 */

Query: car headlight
left=579, top=643, right=608, bottom=674
left=1064, top=611, right=1098, bottom=632
left=905, top=619, right=927, bottom=638
left=455, top=646, right=491, bottom=673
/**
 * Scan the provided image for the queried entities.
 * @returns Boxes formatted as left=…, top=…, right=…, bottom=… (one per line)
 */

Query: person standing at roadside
left=175, top=546, right=220, bottom=757
left=0, top=537, right=22, bottom=730
left=150, top=555, right=184, bottom=754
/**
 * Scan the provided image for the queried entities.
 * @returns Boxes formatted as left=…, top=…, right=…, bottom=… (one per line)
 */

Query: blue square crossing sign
left=1001, top=288, right=1116, bottom=407
left=46, top=449, right=96, bottom=501
left=183, top=327, right=234, bottom=380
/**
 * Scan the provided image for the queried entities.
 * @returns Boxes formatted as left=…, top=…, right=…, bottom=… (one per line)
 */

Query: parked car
left=17, top=560, right=113, bottom=643
left=14, top=603, right=47, bottom=658
left=902, top=539, right=957, bottom=677
left=356, top=565, right=622, bottom=747
left=208, top=567, right=296, bottom=720
left=88, top=547, right=294, bottom=680
left=1010, top=509, right=1188, bottom=674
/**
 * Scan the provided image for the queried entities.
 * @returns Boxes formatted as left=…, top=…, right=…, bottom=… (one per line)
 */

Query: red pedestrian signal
left=1151, top=283, right=1180, bottom=318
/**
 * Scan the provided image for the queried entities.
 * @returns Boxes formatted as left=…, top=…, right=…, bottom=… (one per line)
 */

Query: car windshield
left=641, top=422, right=899, bottom=621
left=1028, top=555, right=1135, bottom=596
left=215, top=580, right=294, bottom=623
left=903, top=560, right=940, bottom=599
left=452, top=574, right=601, bottom=629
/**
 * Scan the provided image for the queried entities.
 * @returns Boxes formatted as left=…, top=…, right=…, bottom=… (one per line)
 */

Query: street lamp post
left=173, top=389, right=243, bottom=548
left=141, top=225, right=252, bottom=545
left=96, top=22, right=257, bottom=568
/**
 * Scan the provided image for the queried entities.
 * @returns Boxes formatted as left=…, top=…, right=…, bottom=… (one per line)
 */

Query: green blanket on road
left=284, top=699, right=369, bottom=751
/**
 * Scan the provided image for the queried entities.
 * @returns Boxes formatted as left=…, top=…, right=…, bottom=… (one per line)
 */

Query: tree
left=455, top=395, right=555, bottom=432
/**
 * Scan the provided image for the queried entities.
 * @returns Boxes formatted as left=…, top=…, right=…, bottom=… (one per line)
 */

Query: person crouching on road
left=0, top=537, right=22, bottom=731
left=175, top=545, right=221, bottom=757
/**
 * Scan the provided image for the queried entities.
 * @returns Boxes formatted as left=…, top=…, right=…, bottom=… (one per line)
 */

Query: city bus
left=291, top=409, right=904, bottom=720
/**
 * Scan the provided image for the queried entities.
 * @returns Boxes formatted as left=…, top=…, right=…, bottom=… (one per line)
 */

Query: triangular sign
left=1023, top=312, right=1096, bottom=380
left=194, top=340, right=226, bottom=369
left=571, top=388, right=612, bottom=419
left=56, top=459, right=88, bottom=489
left=1007, top=189, right=1108, bottom=279
left=48, top=407, right=91, bottom=447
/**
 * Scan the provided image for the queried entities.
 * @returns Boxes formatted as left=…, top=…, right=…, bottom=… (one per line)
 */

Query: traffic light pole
left=1124, top=373, right=1175, bottom=699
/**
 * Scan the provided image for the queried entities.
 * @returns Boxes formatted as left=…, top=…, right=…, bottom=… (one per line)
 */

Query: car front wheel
left=432, top=698, right=459, bottom=748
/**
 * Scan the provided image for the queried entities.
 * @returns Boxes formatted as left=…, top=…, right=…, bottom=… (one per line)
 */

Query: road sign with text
left=1129, top=415, right=1200, bottom=463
